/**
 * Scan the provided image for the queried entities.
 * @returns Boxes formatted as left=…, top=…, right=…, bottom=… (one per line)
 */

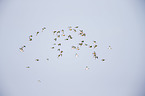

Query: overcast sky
left=0, top=0, right=145, bottom=96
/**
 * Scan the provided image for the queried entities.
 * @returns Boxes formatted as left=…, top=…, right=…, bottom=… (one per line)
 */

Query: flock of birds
left=19, top=26, right=112, bottom=71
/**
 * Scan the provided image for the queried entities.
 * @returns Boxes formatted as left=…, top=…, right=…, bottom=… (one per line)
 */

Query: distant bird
left=102, top=59, right=105, bottom=61
left=58, top=54, right=62, bottom=58
left=92, top=51, right=96, bottom=55
left=57, top=35, right=60, bottom=38
left=46, top=58, right=49, bottom=61
left=29, top=35, right=33, bottom=41
left=19, top=48, right=24, bottom=52
left=85, top=44, right=88, bottom=46
left=72, top=46, right=76, bottom=49
left=36, top=59, right=39, bottom=61
left=68, top=35, right=72, bottom=39
left=93, top=41, right=96, bottom=44
left=89, top=46, right=92, bottom=48
left=29, top=38, right=32, bottom=41
left=36, top=32, right=39, bottom=36
left=58, top=43, right=61, bottom=46
left=57, top=31, right=60, bottom=34
left=29, top=35, right=32, bottom=37
left=81, top=40, right=84, bottom=43
left=69, top=29, right=72, bottom=31
left=82, top=33, right=86, bottom=36
left=42, top=27, right=46, bottom=32
left=60, top=51, right=63, bottom=53
left=77, top=47, right=80, bottom=50
left=62, top=34, right=65, bottom=36
left=85, top=66, right=89, bottom=70
left=73, top=29, right=76, bottom=32
left=61, top=29, right=64, bottom=33
left=79, top=43, right=83, bottom=46
left=65, top=38, right=68, bottom=40
left=54, top=38, right=57, bottom=41
left=53, top=31, right=57, bottom=34
left=26, top=66, right=30, bottom=68
left=108, top=46, right=112, bottom=49
left=95, top=56, right=98, bottom=59
left=94, top=45, right=97, bottom=48
left=19, top=45, right=26, bottom=52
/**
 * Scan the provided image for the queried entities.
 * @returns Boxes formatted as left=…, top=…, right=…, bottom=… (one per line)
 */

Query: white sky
left=0, top=0, right=145, bottom=96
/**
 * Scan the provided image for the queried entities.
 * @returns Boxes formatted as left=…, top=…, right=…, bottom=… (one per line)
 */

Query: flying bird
left=102, top=59, right=105, bottom=61
left=108, top=46, right=112, bottom=49
left=26, top=66, right=30, bottom=68
left=85, top=66, right=89, bottom=70
left=94, top=45, right=97, bottom=48
left=36, top=59, right=39, bottom=61
left=36, top=32, right=39, bottom=36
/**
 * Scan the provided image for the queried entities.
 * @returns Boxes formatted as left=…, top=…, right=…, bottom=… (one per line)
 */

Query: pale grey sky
left=0, top=0, right=145, bottom=96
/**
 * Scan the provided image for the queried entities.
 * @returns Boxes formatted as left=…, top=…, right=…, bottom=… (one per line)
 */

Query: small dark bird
left=102, top=59, right=105, bottom=61
left=36, top=32, right=39, bottom=36
left=26, top=66, right=30, bottom=68
left=58, top=43, right=61, bottom=46
left=94, top=45, right=97, bottom=48
left=36, top=59, right=39, bottom=61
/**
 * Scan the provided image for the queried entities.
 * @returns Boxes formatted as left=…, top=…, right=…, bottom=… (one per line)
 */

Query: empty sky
left=0, top=0, right=145, bottom=96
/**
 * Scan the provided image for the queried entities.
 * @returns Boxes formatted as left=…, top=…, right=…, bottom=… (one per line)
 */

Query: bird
left=85, top=66, right=89, bottom=70
left=81, top=40, right=84, bottom=43
left=57, top=35, right=60, bottom=38
left=29, top=38, right=32, bottom=41
left=46, top=58, right=49, bottom=61
left=62, top=34, right=65, bottom=36
left=19, top=45, right=26, bottom=52
left=58, top=43, right=61, bottom=46
left=85, top=44, right=88, bottom=46
left=54, top=38, right=57, bottom=41
left=19, top=48, right=24, bottom=52
left=108, top=46, right=112, bottom=49
left=79, top=43, right=83, bottom=46
left=89, top=46, right=92, bottom=48
left=73, top=29, right=76, bottom=32
left=42, top=27, right=46, bottom=32
left=93, top=41, right=96, bottom=44
left=95, top=56, right=98, bottom=59
left=102, top=59, right=105, bottom=61
left=36, top=59, right=39, bottom=61
left=60, top=51, right=63, bottom=53
left=65, top=38, right=68, bottom=40
left=53, top=31, right=57, bottom=34
left=72, top=46, right=76, bottom=49
left=77, top=47, right=80, bottom=50
left=94, top=45, right=97, bottom=48
left=36, top=32, right=39, bottom=36
left=26, top=66, right=30, bottom=68
left=58, top=54, right=62, bottom=58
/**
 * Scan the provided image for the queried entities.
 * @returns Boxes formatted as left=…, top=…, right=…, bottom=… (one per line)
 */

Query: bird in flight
left=85, top=66, right=89, bottom=70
